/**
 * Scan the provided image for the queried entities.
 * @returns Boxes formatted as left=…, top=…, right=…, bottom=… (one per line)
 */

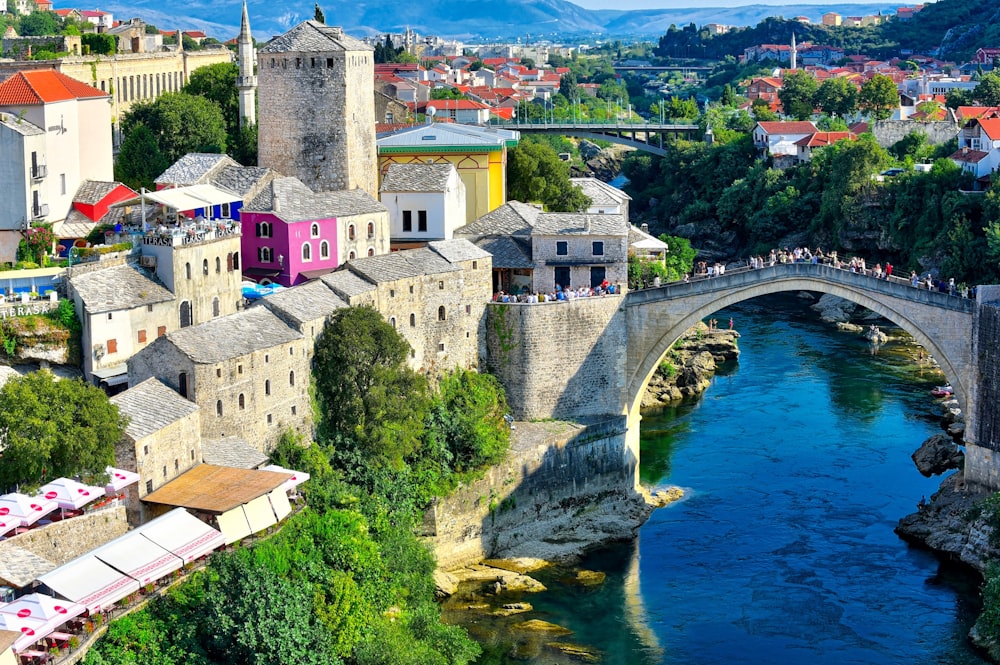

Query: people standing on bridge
left=885, top=262, right=893, bottom=280
left=729, top=317, right=734, bottom=330
left=949, top=277, right=956, bottom=295
left=910, top=271, right=919, bottom=287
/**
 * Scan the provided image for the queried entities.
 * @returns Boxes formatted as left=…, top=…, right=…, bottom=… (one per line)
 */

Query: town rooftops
left=974, top=118, right=1000, bottom=140
left=380, top=163, right=457, bottom=193
left=377, top=123, right=518, bottom=150
left=164, top=306, right=303, bottom=364
left=950, top=148, right=990, bottom=163
left=0, top=69, right=108, bottom=106
left=347, top=247, right=459, bottom=283
left=262, top=278, right=348, bottom=326
left=111, top=377, right=199, bottom=441
left=155, top=153, right=239, bottom=187
left=0, top=110, right=43, bottom=136
left=70, top=263, right=175, bottom=315
left=455, top=200, right=541, bottom=237
left=320, top=269, right=376, bottom=300
left=201, top=437, right=268, bottom=469
left=473, top=236, right=533, bottom=269
left=259, top=20, right=371, bottom=54
left=73, top=180, right=134, bottom=206
left=209, top=165, right=275, bottom=199
left=794, top=131, right=856, bottom=147
left=570, top=177, right=631, bottom=206
left=532, top=213, right=628, bottom=236
left=142, top=464, right=292, bottom=514
left=755, top=121, right=820, bottom=135
left=246, top=177, right=386, bottom=222
left=0, top=543, right=55, bottom=588
left=427, top=238, right=492, bottom=263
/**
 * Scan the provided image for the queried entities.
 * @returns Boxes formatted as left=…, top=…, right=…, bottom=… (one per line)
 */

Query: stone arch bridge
left=487, top=262, right=1000, bottom=487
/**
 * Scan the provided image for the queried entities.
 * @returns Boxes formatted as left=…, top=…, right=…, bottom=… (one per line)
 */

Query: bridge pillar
left=966, top=289, right=1000, bottom=490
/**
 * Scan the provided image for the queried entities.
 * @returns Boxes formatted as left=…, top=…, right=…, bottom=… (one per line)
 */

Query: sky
left=569, top=0, right=926, bottom=11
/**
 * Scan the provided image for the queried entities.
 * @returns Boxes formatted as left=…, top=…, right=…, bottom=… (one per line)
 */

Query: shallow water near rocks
left=447, top=293, right=986, bottom=665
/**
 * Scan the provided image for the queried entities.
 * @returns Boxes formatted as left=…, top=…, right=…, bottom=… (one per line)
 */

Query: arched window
left=179, top=372, right=188, bottom=398
left=348, top=224, right=356, bottom=240
left=311, top=223, right=320, bottom=238
left=259, top=247, right=272, bottom=263
left=265, top=379, right=271, bottom=396
left=409, top=313, right=416, bottom=327
left=289, top=370, right=295, bottom=386
left=349, top=251, right=356, bottom=260
left=203, top=259, right=209, bottom=275
left=239, top=394, right=245, bottom=409
left=233, top=252, right=240, bottom=269
left=185, top=262, right=191, bottom=279
left=227, top=252, right=234, bottom=272
left=367, top=247, right=375, bottom=257
left=179, top=301, right=192, bottom=328
left=320, top=241, right=330, bottom=259
left=302, top=242, right=312, bottom=262
left=389, top=316, right=396, bottom=328
left=367, top=221, right=374, bottom=238
left=216, top=400, right=223, bottom=416
left=215, top=256, right=221, bottom=273
left=438, top=305, right=446, bottom=321
left=212, top=297, right=220, bottom=317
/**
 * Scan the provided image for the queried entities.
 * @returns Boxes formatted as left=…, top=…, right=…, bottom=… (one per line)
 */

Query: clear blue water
left=461, top=294, right=986, bottom=665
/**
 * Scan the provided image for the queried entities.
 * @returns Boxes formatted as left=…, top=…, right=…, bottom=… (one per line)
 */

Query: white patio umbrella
left=37, top=478, right=106, bottom=511
left=0, top=593, right=85, bottom=628
left=104, top=466, right=140, bottom=494
left=0, top=493, right=58, bottom=527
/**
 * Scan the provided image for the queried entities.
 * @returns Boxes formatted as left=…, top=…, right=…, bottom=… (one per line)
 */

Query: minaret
left=790, top=32, right=797, bottom=70
left=236, top=0, right=258, bottom=127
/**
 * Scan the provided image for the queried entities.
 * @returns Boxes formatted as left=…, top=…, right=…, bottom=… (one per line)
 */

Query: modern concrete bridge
left=498, top=121, right=699, bottom=155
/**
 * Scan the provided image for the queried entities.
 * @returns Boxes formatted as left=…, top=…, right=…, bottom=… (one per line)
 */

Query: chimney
left=273, top=192, right=281, bottom=213
left=640, top=223, right=649, bottom=234
left=584, top=218, right=591, bottom=232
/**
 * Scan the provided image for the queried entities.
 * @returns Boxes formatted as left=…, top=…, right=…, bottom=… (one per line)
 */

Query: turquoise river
left=455, top=293, right=988, bottom=665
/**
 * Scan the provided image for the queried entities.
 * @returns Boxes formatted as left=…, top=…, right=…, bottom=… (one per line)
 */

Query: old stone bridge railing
left=624, top=263, right=975, bottom=420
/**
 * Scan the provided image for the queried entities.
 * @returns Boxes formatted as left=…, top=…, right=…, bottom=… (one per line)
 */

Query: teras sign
left=0, top=301, right=59, bottom=320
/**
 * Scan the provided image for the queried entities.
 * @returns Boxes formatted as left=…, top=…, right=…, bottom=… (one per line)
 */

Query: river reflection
left=452, top=293, right=985, bottom=665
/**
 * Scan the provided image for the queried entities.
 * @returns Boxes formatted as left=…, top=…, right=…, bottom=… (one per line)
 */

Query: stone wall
left=0, top=506, right=128, bottom=568
left=871, top=120, right=959, bottom=148
left=427, top=418, right=642, bottom=570
left=485, top=296, right=626, bottom=421
left=967, top=297, right=1000, bottom=488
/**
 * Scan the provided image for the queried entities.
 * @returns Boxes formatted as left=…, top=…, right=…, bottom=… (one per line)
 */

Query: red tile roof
left=0, top=69, right=107, bottom=105
left=794, top=131, right=856, bottom=147
left=756, top=121, right=819, bottom=134
left=977, top=118, right=1000, bottom=141
left=950, top=148, right=989, bottom=163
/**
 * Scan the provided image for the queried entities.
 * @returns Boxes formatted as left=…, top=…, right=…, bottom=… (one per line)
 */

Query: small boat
left=930, top=385, right=953, bottom=397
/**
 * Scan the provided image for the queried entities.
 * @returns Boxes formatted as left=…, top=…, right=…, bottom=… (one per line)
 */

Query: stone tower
left=257, top=21, right=377, bottom=197
left=236, top=0, right=257, bottom=127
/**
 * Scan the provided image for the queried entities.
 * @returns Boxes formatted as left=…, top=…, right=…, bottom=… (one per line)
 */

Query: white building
left=380, top=163, right=466, bottom=247
left=570, top=177, right=630, bottom=219
left=0, top=70, right=112, bottom=264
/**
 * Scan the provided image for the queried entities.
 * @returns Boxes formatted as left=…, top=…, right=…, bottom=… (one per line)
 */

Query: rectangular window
left=402, top=210, right=412, bottom=232
left=221, top=202, right=231, bottom=218
left=418, top=210, right=428, bottom=232
left=60, top=173, right=66, bottom=195
left=107, top=338, right=117, bottom=354
left=145, top=480, right=153, bottom=494
left=556, top=241, right=568, bottom=256
left=137, top=329, right=147, bottom=343
left=157, top=325, right=166, bottom=337
left=147, top=304, right=153, bottom=312
left=593, top=241, right=604, bottom=256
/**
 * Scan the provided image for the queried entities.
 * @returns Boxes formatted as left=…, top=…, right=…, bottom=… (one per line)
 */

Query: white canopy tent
left=260, top=465, right=310, bottom=493
left=268, top=488, right=292, bottom=522
left=90, top=531, right=183, bottom=586
left=0, top=493, right=58, bottom=527
left=0, top=593, right=85, bottom=652
left=216, top=507, right=252, bottom=545
left=133, top=508, right=226, bottom=563
left=37, top=556, right=140, bottom=613
left=114, top=184, right=240, bottom=215
left=104, top=466, right=140, bottom=494
left=38, top=478, right=106, bottom=511
left=0, top=611, right=52, bottom=653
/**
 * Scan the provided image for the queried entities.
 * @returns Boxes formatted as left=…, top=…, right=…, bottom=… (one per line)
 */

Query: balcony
left=32, top=203, right=50, bottom=219
left=31, top=164, right=48, bottom=180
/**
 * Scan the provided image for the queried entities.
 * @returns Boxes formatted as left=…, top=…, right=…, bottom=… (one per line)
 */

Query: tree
left=751, top=97, right=778, bottom=122
left=313, top=307, right=429, bottom=468
left=506, top=137, right=591, bottom=212
left=121, top=92, right=227, bottom=163
left=815, top=77, right=857, bottom=118
left=82, top=32, right=115, bottom=55
left=314, top=2, right=325, bottom=24
left=858, top=73, right=898, bottom=121
left=425, top=369, right=510, bottom=472
left=945, top=89, right=972, bottom=109
left=777, top=70, right=817, bottom=121
left=720, top=84, right=737, bottom=108
left=558, top=71, right=579, bottom=101
left=183, top=62, right=241, bottom=148
left=973, top=72, right=1000, bottom=106
left=19, top=10, right=59, bottom=36
left=0, top=371, right=126, bottom=490
left=114, top=123, right=171, bottom=191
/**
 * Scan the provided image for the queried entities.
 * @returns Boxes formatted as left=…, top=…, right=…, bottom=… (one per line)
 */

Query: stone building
left=257, top=21, right=377, bottom=198
left=380, top=163, right=466, bottom=248
left=110, top=377, right=201, bottom=524
left=127, top=306, right=311, bottom=453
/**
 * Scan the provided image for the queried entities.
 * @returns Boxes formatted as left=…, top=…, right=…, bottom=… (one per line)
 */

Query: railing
left=31, top=164, right=48, bottom=179
left=139, top=220, right=241, bottom=247
left=31, top=203, right=49, bottom=219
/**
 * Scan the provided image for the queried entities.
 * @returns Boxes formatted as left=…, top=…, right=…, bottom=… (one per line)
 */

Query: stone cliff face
left=642, top=322, right=740, bottom=408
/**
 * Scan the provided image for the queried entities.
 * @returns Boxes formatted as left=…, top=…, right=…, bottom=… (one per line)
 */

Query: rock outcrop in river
left=642, top=322, right=740, bottom=408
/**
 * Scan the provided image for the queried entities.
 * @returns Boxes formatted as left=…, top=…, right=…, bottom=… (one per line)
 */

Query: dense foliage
left=184, top=62, right=258, bottom=165
left=506, top=136, right=591, bottom=211
left=0, top=371, right=125, bottom=491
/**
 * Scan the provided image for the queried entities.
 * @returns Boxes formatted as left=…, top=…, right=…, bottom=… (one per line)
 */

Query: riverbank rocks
left=434, top=569, right=459, bottom=598
left=911, top=434, right=964, bottom=477
left=514, top=619, right=573, bottom=635
left=548, top=642, right=601, bottom=662
left=642, top=323, right=740, bottom=408
left=564, top=569, right=606, bottom=586
left=811, top=294, right=863, bottom=323
left=481, top=558, right=550, bottom=574
left=837, top=322, right=864, bottom=333
left=447, top=563, right=548, bottom=595
left=643, top=485, right=684, bottom=507
left=493, top=602, right=533, bottom=617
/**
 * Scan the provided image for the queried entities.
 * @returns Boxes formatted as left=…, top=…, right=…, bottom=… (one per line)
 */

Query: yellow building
left=377, top=124, right=518, bottom=222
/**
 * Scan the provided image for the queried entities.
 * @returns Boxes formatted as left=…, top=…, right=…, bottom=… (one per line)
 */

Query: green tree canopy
left=858, top=73, right=899, bottom=121
left=121, top=92, right=227, bottom=164
left=313, top=307, right=429, bottom=469
left=19, top=10, right=59, bottom=36
left=973, top=72, right=1000, bottom=106
left=425, top=369, right=510, bottom=472
left=815, top=77, right=858, bottom=119
left=81, top=32, right=115, bottom=55
left=184, top=62, right=240, bottom=137
left=506, top=136, right=591, bottom=211
left=777, top=70, right=818, bottom=121
left=0, top=371, right=126, bottom=490
left=113, top=123, right=171, bottom=191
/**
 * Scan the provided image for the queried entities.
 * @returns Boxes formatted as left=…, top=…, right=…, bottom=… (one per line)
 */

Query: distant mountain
left=96, top=0, right=902, bottom=43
